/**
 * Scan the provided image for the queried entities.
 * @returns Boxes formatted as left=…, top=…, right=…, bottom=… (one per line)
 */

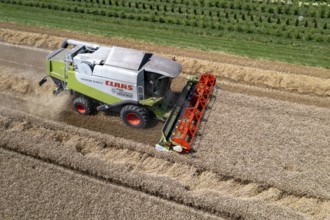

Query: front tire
left=73, top=97, right=91, bottom=115
left=120, top=105, right=149, bottom=128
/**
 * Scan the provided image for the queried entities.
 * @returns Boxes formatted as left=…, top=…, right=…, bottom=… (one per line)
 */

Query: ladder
left=61, top=53, right=71, bottom=90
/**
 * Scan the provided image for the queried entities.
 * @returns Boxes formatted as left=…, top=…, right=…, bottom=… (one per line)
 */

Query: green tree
left=268, top=17, right=272, bottom=23
left=296, top=32, right=301, bottom=39
left=306, top=33, right=314, bottom=41
left=277, top=18, right=281, bottom=24
left=285, top=7, right=291, bottom=15
left=304, top=21, right=308, bottom=27
left=287, top=32, right=292, bottom=39
left=261, top=6, right=266, bottom=12
left=286, top=19, right=290, bottom=25
left=320, top=9, right=326, bottom=18
left=277, top=6, right=283, bottom=14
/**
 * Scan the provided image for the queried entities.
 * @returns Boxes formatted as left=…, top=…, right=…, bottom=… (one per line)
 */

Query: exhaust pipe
left=39, top=77, right=48, bottom=86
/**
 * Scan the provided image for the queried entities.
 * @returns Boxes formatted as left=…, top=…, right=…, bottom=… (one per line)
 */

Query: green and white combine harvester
left=39, top=39, right=217, bottom=153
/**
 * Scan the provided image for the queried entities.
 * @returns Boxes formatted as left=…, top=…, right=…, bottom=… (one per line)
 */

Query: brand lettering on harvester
left=105, top=81, right=133, bottom=90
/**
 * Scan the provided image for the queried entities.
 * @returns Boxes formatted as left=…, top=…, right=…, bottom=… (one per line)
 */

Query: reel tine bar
left=172, top=73, right=216, bottom=153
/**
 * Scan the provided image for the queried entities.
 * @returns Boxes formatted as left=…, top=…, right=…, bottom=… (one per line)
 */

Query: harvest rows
left=1, top=149, right=222, bottom=220
left=0, top=106, right=309, bottom=219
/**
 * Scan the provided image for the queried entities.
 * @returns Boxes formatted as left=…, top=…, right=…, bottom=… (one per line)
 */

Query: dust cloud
left=26, top=93, right=70, bottom=120
left=0, top=68, right=70, bottom=120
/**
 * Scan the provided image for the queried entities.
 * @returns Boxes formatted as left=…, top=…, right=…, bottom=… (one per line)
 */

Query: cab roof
left=102, top=46, right=182, bottom=78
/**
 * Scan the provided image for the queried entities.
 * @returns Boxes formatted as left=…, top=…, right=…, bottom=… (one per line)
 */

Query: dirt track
left=1, top=27, right=330, bottom=219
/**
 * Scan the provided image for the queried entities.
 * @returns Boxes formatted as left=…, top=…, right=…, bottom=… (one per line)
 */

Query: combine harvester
left=40, top=39, right=217, bottom=153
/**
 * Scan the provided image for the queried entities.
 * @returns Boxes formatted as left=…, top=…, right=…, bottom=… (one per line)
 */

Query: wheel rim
left=76, top=104, right=86, bottom=114
left=126, top=113, right=141, bottom=126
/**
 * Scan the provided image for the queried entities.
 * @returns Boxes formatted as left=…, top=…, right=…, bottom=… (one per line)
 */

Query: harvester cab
left=40, top=39, right=217, bottom=153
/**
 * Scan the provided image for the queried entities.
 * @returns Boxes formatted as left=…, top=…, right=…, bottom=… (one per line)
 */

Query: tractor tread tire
left=73, top=97, right=91, bottom=115
left=120, top=105, right=149, bottom=128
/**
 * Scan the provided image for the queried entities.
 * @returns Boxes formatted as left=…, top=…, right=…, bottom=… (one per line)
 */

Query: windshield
left=145, top=72, right=172, bottom=98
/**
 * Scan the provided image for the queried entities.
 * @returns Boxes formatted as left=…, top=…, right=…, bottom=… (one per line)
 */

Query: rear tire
left=120, top=105, right=149, bottom=128
left=73, top=97, right=91, bottom=115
